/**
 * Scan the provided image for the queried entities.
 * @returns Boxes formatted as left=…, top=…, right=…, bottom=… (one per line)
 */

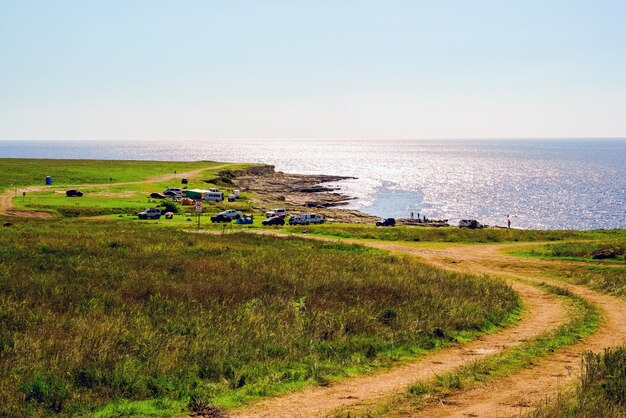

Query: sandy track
left=196, top=233, right=562, bottom=418
left=216, top=234, right=626, bottom=417
left=0, top=164, right=231, bottom=218
left=399, top=244, right=626, bottom=417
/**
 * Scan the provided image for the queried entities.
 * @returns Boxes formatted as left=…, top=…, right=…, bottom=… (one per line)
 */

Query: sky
left=1, top=0, right=625, bottom=140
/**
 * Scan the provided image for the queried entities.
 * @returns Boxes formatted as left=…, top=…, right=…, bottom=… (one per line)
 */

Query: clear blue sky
left=1, top=0, right=625, bottom=140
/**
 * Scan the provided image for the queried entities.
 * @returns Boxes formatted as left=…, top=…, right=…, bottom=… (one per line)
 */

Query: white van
left=202, top=191, right=224, bottom=202
left=289, top=213, right=325, bottom=225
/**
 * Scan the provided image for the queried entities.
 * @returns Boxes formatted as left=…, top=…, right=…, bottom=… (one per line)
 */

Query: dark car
left=262, top=216, right=285, bottom=226
left=376, top=218, right=396, bottom=227
left=210, top=214, right=230, bottom=223
left=65, top=189, right=83, bottom=197
left=459, top=219, right=483, bottom=229
left=181, top=178, right=188, bottom=184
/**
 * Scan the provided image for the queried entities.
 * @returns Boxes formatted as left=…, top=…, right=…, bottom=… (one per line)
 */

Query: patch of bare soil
left=0, top=186, right=55, bottom=218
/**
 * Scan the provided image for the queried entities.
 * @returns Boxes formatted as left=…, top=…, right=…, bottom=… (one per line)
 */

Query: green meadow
left=0, top=218, right=518, bottom=417
left=8, top=159, right=253, bottom=217
left=281, top=223, right=624, bottom=243
left=0, top=158, right=246, bottom=191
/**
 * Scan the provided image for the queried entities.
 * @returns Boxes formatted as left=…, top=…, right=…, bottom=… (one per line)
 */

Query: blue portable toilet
left=45, top=176, right=52, bottom=185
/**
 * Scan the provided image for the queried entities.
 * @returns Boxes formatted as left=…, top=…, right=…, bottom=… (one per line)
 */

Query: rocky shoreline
left=223, top=165, right=450, bottom=226
left=225, top=165, right=378, bottom=223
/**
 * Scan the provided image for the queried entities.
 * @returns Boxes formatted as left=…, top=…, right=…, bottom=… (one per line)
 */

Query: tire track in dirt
left=203, top=233, right=568, bottom=418
left=391, top=243, right=626, bottom=417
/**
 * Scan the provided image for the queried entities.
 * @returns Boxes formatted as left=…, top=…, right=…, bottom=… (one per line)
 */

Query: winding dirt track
left=226, top=234, right=626, bottom=417
left=0, top=164, right=232, bottom=218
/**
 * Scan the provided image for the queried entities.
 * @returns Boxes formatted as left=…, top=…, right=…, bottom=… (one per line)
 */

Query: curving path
left=222, top=233, right=626, bottom=417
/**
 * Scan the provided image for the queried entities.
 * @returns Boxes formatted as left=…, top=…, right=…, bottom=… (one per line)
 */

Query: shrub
left=20, top=374, right=71, bottom=413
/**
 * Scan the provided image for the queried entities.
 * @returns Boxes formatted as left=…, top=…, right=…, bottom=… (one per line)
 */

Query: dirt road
left=225, top=233, right=626, bottom=417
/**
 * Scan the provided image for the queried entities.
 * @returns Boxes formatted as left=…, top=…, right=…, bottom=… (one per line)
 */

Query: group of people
left=409, top=212, right=428, bottom=222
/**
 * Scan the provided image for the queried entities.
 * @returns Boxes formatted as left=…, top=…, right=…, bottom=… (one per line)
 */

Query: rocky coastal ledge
left=217, top=165, right=378, bottom=223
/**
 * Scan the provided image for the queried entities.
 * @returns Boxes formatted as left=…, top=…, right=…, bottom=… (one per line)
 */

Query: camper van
left=201, top=191, right=224, bottom=202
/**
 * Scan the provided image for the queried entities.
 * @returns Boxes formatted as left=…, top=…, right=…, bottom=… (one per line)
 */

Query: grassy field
left=511, top=240, right=626, bottom=262
left=8, top=160, right=255, bottom=217
left=282, top=223, right=622, bottom=243
left=0, top=158, right=248, bottom=191
left=505, top=240, right=626, bottom=298
left=0, top=218, right=519, bottom=417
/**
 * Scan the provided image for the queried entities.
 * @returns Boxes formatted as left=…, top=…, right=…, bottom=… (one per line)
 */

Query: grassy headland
left=0, top=158, right=244, bottom=191
left=7, top=159, right=253, bottom=217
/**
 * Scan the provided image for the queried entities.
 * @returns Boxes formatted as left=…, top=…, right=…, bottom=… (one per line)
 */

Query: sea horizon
left=1, top=138, right=625, bottom=230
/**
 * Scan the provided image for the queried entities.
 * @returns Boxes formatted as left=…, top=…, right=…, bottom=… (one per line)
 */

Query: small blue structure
left=45, top=176, right=52, bottom=185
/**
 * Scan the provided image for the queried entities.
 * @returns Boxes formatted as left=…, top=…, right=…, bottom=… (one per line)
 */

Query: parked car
left=138, top=208, right=161, bottom=220
left=181, top=178, right=188, bottom=184
left=459, top=219, right=484, bottom=229
left=234, top=217, right=253, bottom=225
left=65, top=189, right=83, bottom=197
left=211, top=209, right=243, bottom=223
left=150, top=192, right=166, bottom=199
left=266, top=208, right=288, bottom=218
left=289, top=213, right=325, bottom=225
left=376, top=218, right=396, bottom=227
left=210, top=213, right=230, bottom=223
left=262, top=216, right=285, bottom=226
left=163, top=187, right=183, bottom=197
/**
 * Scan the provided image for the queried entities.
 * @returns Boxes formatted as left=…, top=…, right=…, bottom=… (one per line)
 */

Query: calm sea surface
left=1, top=139, right=624, bottom=230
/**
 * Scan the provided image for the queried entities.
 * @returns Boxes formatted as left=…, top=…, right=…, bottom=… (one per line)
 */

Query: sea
left=1, top=139, right=624, bottom=230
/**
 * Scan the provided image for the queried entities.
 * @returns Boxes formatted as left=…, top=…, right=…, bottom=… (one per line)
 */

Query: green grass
left=512, top=240, right=626, bottom=263
left=330, top=282, right=601, bottom=417
left=9, top=161, right=256, bottom=217
left=0, top=217, right=519, bottom=417
left=535, top=264, right=626, bottom=298
left=0, top=158, right=252, bottom=191
left=501, top=240, right=626, bottom=298
left=531, top=346, right=626, bottom=417
left=282, top=223, right=623, bottom=243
